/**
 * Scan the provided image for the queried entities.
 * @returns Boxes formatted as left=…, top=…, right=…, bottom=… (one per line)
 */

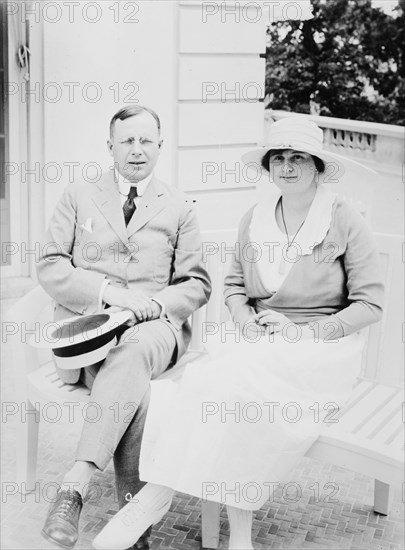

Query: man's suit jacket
left=37, top=170, right=211, bottom=383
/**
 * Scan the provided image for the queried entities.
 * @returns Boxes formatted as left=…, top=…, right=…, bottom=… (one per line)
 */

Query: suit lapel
left=92, top=172, right=167, bottom=245
left=126, top=177, right=166, bottom=238
left=92, top=170, right=128, bottom=246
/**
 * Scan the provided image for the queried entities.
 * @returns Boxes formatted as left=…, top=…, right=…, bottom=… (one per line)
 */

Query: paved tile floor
left=1, top=296, right=404, bottom=550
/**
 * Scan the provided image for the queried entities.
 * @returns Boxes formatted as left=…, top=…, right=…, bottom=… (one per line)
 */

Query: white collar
left=251, top=184, right=338, bottom=256
left=115, top=170, right=154, bottom=198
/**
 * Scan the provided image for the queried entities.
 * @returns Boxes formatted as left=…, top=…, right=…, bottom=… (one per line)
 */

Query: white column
left=176, top=1, right=268, bottom=230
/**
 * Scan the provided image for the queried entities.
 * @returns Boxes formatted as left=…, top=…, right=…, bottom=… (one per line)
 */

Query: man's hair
left=261, top=149, right=325, bottom=173
left=109, top=105, right=161, bottom=138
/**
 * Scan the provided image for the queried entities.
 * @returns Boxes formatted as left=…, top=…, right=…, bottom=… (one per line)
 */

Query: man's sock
left=226, top=505, right=254, bottom=550
left=60, top=461, right=97, bottom=497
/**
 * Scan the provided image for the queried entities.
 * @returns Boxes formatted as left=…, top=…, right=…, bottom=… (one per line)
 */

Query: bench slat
left=365, top=391, right=403, bottom=444
left=333, top=385, right=397, bottom=432
left=28, top=363, right=90, bottom=404
left=334, top=380, right=375, bottom=421
left=388, top=425, right=404, bottom=450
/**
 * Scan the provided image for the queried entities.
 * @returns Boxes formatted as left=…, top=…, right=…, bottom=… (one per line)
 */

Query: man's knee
left=119, top=320, right=175, bottom=364
left=115, top=324, right=156, bottom=369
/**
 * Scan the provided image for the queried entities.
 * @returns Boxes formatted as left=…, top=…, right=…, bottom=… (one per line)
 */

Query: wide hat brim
left=30, top=309, right=133, bottom=370
left=241, top=145, right=377, bottom=182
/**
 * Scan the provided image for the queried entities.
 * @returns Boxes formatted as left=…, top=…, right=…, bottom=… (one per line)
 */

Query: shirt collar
left=115, top=170, right=154, bottom=198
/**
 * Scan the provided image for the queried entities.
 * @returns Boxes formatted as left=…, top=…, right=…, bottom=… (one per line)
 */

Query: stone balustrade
left=266, top=110, right=404, bottom=176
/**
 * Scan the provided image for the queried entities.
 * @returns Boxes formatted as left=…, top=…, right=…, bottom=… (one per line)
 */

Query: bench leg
left=374, top=479, right=393, bottom=515
left=15, top=400, right=40, bottom=493
left=201, top=500, right=221, bottom=549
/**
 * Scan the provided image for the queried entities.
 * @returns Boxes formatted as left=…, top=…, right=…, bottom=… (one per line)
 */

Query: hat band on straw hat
left=30, top=309, right=133, bottom=370
left=54, top=337, right=117, bottom=370
left=52, top=330, right=116, bottom=358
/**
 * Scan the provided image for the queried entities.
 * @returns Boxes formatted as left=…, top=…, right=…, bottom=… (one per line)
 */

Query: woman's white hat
left=242, top=117, right=376, bottom=182
left=30, top=309, right=133, bottom=370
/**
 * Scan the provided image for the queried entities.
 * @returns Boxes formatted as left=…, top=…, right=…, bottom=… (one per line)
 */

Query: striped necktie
left=123, top=186, right=138, bottom=226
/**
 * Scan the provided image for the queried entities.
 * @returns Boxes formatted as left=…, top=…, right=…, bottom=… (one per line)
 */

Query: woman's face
left=268, top=149, right=317, bottom=195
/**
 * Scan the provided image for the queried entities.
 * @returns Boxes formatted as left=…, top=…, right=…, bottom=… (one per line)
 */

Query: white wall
left=29, top=0, right=403, bottom=250
left=39, top=0, right=178, bottom=222
left=176, top=0, right=268, bottom=231
left=34, top=0, right=270, bottom=235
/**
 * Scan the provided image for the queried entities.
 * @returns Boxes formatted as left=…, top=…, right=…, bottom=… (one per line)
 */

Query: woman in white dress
left=93, top=118, right=384, bottom=550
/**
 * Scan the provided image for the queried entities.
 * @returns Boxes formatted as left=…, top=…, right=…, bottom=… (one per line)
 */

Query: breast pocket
left=74, top=223, right=92, bottom=243
left=73, top=223, right=100, bottom=265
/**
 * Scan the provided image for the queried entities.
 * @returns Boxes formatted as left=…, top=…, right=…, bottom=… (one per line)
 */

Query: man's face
left=107, top=112, right=162, bottom=183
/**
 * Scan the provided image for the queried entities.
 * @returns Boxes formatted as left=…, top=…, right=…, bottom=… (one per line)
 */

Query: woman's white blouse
left=249, top=185, right=338, bottom=293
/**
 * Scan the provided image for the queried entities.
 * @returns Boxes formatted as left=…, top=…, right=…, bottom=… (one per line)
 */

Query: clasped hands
left=244, top=310, right=344, bottom=341
left=103, top=285, right=162, bottom=324
left=244, top=310, right=292, bottom=337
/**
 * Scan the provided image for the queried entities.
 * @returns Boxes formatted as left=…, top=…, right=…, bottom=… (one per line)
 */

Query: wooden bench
left=7, top=230, right=403, bottom=549
left=199, top=231, right=404, bottom=548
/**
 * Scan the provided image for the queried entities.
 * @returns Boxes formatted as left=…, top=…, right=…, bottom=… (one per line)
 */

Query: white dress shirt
left=116, top=170, right=153, bottom=207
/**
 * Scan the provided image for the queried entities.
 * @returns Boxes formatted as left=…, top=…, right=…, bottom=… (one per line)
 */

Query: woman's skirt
left=140, top=327, right=364, bottom=510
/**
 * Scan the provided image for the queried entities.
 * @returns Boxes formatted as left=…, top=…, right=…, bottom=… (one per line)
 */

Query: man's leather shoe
left=42, top=489, right=83, bottom=549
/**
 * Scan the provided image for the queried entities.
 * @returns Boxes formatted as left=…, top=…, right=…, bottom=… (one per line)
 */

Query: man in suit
left=37, top=105, right=211, bottom=549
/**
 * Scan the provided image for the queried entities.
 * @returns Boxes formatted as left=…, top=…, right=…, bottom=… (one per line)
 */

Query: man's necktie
left=123, top=186, right=138, bottom=226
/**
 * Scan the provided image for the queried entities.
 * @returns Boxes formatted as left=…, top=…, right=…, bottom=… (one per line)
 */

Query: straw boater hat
left=30, top=309, right=133, bottom=370
left=242, top=117, right=375, bottom=182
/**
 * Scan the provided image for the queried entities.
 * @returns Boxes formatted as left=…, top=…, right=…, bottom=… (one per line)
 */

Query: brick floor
left=1, top=297, right=404, bottom=550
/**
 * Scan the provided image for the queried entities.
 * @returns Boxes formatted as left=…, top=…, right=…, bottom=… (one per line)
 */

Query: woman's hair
left=261, top=149, right=325, bottom=173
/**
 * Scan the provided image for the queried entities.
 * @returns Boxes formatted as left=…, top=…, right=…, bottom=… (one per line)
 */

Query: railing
left=323, top=127, right=376, bottom=154
left=266, top=110, right=404, bottom=176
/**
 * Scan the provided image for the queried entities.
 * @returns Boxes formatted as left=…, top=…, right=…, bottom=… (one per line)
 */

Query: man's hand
left=254, top=310, right=292, bottom=334
left=103, top=286, right=157, bottom=322
left=150, top=300, right=162, bottom=319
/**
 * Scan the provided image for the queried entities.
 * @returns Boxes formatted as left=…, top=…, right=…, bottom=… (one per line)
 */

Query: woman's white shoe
left=92, top=497, right=171, bottom=550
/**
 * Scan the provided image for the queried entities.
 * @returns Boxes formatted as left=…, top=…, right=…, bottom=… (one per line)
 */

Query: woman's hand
left=254, top=310, right=292, bottom=334
left=238, top=315, right=266, bottom=339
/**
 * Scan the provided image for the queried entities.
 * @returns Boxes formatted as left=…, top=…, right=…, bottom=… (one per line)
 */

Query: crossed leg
left=42, top=319, right=176, bottom=548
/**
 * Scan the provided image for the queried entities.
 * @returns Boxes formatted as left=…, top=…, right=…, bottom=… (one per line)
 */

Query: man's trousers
left=76, top=318, right=176, bottom=508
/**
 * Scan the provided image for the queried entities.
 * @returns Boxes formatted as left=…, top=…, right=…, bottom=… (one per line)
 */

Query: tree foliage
left=265, top=0, right=404, bottom=125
